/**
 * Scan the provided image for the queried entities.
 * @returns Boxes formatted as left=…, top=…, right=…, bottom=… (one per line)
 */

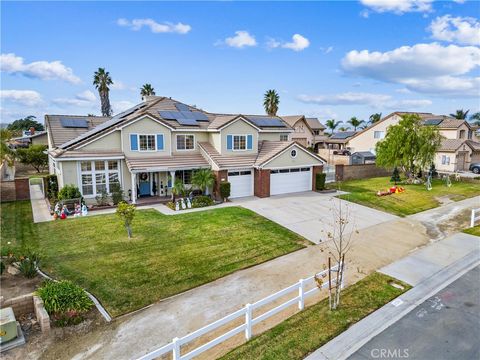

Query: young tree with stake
left=116, top=201, right=136, bottom=238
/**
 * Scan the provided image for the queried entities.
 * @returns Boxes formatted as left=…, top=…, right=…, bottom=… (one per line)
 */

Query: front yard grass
left=220, top=272, right=410, bottom=360
left=1, top=202, right=308, bottom=317
left=463, top=226, right=480, bottom=237
left=337, top=177, right=480, bottom=216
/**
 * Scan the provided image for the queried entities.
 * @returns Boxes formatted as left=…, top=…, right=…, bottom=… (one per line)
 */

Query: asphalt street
left=349, top=266, right=480, bottom=360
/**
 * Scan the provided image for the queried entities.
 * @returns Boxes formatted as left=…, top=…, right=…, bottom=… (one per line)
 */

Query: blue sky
left=1, top=0, right=479, bottom=127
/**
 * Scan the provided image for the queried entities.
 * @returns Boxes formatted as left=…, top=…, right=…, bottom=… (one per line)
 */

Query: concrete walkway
left=306, top=233, right=480, bottom=360
left=29, top=183, right=52, bottom=223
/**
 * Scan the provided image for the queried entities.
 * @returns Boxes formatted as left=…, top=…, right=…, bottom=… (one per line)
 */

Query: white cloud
left=392, top=99, right=432, bottom=107
left=452, top=0, right=466, bottom=3
left=360, top=0, right=433, bottom=14
left=0, top=90, right=43, bottom=106
left=268, top=34, right=310, bottom=52
left=53, top=90, right=97, bottom=107
left=0, top=53, right=81, bottom=84
left=428, top=15, right=480, bottom=46
left=322, top=46, right=334, bottom=54
left=112, top=100, right=136, bottom=114
left=117, top=18, right=191, bottom=34
left=341, top=42, right=480, bottom=96
left=297, top=92, right=392, bottom=107
left=360, top=9, right=370, bottom=18
left=222, top=31, right=257, bottom=48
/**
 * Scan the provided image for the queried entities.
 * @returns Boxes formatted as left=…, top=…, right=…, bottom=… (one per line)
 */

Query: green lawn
left=220, top=272, right=410, bottom=360
left=1, top=202, right=308, bottom=317
left=463, top=226, right=480, bottom=237
left=337, top=177, right=480, bottom=216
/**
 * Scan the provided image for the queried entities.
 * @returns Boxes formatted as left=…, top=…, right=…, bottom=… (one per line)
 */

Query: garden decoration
left=74, top=203, right=81, bottom=217
left=186, top=198, right=192, bottom=209
left=426, top=175, right=432, bottom=191
left=443, top=174, right=452, bottom=187
left=181, top=198, right=186, bottom=210
left=81, top=203, right=88, bottom=216
left=175, top=201, right=180, bottom=211
left=376, top=185, right=405, bottom=197
left=454, top=171, right=461, bottom=182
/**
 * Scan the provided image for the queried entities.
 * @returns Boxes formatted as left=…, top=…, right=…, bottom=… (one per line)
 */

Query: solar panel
left=176, top=117, right=200, bottom=126
left=424, top=119, right=443, bottom=126
left=158, top=111, right=177, bottom=120
left=247, top=116, right=286, bottom=127
left=60, top=118, right=89, bottom=128
left=192, top=112, right=209, bottom=121
left=175, top=103, right=190, bottom=112
left=331, top=131, right=356, bottom=139
left=180, top=111, right=196, bottom=119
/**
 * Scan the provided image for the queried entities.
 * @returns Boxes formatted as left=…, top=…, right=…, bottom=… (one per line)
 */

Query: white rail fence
left=137, top=264, right=344, bottom=360
left=471, top=208, right=480, bottom=228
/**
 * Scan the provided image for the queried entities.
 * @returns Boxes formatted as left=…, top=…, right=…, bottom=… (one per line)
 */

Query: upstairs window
left=177, top=134, right=195, bottom=150
left=139, top=135, right=156, bottom=151
left=233, top=135, right=246, bottom=150
left=280, top=134, right=289, bottom=141
left=459, top=130, right=466, bottom=139
left=374, top=131, right=385, bottom=139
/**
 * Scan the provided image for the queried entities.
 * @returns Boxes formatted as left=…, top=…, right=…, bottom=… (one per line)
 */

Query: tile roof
left=49, top=149, right=124, bottom=159
left=125, top=153, right=210, bottom=172
left=438, top=139, right=479, bottom=152
left=45, top=115, right=111, bottom=148
left=280, top=115, right=304, bottom=127
left=255, top=141, right=295, bottom=167
left=198, top=142, right=257, bottom=169
left=305, top=118, right=325, bottom=130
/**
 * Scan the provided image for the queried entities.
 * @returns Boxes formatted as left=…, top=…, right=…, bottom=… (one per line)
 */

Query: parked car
left=469, top=163, right=480, bottom=174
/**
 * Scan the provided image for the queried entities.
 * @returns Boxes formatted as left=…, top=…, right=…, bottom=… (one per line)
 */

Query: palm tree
left=93, top=68, right=113, bottom=116
left=263, top=90, right=280, bottom=116
left=369, top=113, right=382, bottom=124
left=325, top=119, right=341, bottom=135
left=347, top=117, right=365, bottom=131
left=140, top=84, right=156, bottom=100
left=191, top=168, right=215, bottom=195
left=171, top=179, right=185, bottom=202
left=338, top=126, right=350, bottom=132
left=449, top=109, right=469, bottom=119
left=470, top=112, right=480, bottom=126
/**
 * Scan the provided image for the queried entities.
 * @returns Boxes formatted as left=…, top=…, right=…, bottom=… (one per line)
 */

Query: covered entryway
left=228, top=170, right=253, bottom=198
left=456, top=152, right=467, bottom=171
left=270, top=167, right=311, bottom=196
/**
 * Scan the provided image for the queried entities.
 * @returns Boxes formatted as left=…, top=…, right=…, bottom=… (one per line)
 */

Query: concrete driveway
left=235, top=191, right=398, bottom=244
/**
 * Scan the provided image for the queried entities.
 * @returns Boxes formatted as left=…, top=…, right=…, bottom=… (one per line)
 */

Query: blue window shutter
left=247, top=135, right=253, bottom=150
left=227, top=135, right=233, bottom=150
left=157, top=134, right=164, bottom=150
left=130, top=134, right=138, bottom=151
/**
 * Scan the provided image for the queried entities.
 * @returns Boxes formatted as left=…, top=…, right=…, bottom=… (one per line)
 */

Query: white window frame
left=290, top=149, right=298, bottom=158
left=176, top=134, right=195, bottom=151
left=280, top=134, right=289, bottom=141
left=79, top=160, right=121, bottom=197
left=374, top=131, right=385, bottom=139
left=138, top=134, right=157, bottom=152
left=232, top=134, right=248, bottom=151
left=441, top=155, right=450, bottom=165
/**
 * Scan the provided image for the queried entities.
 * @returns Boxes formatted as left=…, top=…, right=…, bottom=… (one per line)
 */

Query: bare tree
left=316, top=198, right=356, bottom=310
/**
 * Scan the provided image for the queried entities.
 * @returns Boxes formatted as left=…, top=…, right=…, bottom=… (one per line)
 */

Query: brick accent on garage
left=213, top=170, right=228, bottom=200
left=312, top=165, right=324, bottom=191
left=254, top=169, right=270, bottom=198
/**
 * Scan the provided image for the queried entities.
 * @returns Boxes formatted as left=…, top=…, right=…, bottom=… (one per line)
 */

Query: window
left=313, top=130, right=320, bottom=135
left=233, top=135, right=247, bottom=150
left=374, top=131, right=385, bottom=139
left=290, top=149, right=297, bottom=158
left=459, top=130, right=466, bottom=139
left=280, top=134, right=289, bottom=141
left=80, top=160, right=120, bottom=196
left=441, top=155, right=450, bottom=165
left=177, top=135, right=195, bottom=150
left=175, top=169, right=194, bottom=184
left=139, top=135, right=156, bottom=151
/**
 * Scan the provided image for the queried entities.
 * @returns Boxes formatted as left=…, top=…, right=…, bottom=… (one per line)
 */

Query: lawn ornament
left=175, top=201, right=180, bottom=211
left=426, top=175, right=432, bottom=191
left=181, top=198, right=186, bottom=210
left=454, top=171, right=461, bottom=182
left=443, top=174, right=452, bottom=187
left=74, top=203, right=81, bottom=217
left=186, top=198, right=192, bottom=209
left=81, top=204, right=88, bottom=216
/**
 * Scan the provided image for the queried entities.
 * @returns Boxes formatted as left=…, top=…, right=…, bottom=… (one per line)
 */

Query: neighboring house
left=345, top=112, right=480, bottom=172
left=322, top=131, right=357, bottom=150
left=281, top=115, right=314, bottom=147
left=45, top=96, right=325, bottom=203
left=305, top=118, right=329, bottom=151
left=10, top=130, right=48, bottom=148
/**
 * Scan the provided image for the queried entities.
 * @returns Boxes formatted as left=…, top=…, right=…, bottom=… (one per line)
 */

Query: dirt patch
left=0, top=272, right=43, bottom=301
left=437, top=209, right=472, bottom=237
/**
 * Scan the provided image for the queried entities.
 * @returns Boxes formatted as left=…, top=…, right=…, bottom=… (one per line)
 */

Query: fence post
left=245, top=303, right=252, bottom=340
left=298, top=279, right=305, bottom=310
left=172, top=337, right=180, bottom=360
left=471, top=209, right=475, bottom=228
left=341, top=264, right=346, bottom=289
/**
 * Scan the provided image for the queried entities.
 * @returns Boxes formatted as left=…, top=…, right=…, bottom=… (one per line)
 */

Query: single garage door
left=270, top=167, right=311, bottom=196
left=228, top=170, right=253, bottom=198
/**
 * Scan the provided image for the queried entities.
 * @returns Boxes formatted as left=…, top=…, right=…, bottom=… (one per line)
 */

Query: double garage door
left=228, top=167, right=312, bottom=198
left=270, top=167, right=312, bottom=196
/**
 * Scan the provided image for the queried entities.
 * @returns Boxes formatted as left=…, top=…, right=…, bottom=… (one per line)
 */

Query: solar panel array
left=424, top=118, right=443, bottom=126
left=60, top=118, right=89, bottom=128
left=246, top=116, right=286, bottom=127
left=158, top=107, right=209, bottom=126
left=331, top=131, right=356, bottom=139
left=175, top=103, right=190, bottom=112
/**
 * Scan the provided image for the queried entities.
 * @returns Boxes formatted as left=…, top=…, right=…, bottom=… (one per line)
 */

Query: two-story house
left=45, top=96, right=326, bottom=203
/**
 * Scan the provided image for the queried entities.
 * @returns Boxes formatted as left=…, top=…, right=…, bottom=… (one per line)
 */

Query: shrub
left=166, top=202, right=176, bottom=210
left=316, top=173, right=326, bottom=191
left=17, top=251, right=40, bottom=278
left=192, top=195, right=214, bottom=208
left=45, top=174, right=59, bottom=200
left=220, top=182, right=231, bottom=201
left=58, top=185, right=81, bottom=200
left=390, top=167, right=401, bottom=185
left=110, top=183, right=124, bottom=205
left=36, top=280, right=93, bottom=326
left=95, top=189, right=110, bottom=206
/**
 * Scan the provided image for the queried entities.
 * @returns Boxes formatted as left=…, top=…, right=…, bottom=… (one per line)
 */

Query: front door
left=138, top=172, right=151, bottom=196
left=457, top=152, right=467, bottom=171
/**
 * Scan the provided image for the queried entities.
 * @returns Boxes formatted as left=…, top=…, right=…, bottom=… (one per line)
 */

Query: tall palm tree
left=470, top=112, right=480, bottom=126
left=93, top=68, right=113, bottom=116
left=325, top=119, right=341, bottom=135
left=347, top=117, right=365, bottom=131
left=140, top=84, right=156, bottom=100
left=369, top=113, right=382, bottom=124
left=338, top=126, right=350, bottom=132
left=450, top=109, right=469, bottom=119
left=263, top=89, right=280, bottom=116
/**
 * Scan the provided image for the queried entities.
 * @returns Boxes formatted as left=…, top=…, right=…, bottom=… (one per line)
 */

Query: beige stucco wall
left=264, top=145, right=322, bottom=169
left=121, top=117, right=172, bottom=157
left=259, top=132, right=290, bottom=141
left=439, top=124, right=470, bottom=140
left=433, top=149, right=474, bottom=172
left=60, top=161, right=78, bottom=188
left=209, top=133, right=222, bottom=153
left=31, top=134, right=48, bottom=145
left=81, top=131, right=122, bottom=151
left=220, top=119, right=258, bottom=156
left=291, top=119, right=314, bottom=147
left=171, top=132, right=209, bottom=155
left=348, top=114, right=402, bottom=153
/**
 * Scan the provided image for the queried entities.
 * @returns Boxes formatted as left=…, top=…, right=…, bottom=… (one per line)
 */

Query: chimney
left=29, top=127, right=35, bottom=135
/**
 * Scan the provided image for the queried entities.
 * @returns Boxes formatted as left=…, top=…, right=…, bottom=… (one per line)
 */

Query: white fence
left=137, top=264, right=344, bottom=360
left=471, top=208, right=480, bottom=228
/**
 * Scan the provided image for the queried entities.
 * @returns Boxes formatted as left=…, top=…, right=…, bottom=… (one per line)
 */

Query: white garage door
left=270, top=167, right=312, bottom=196
left=228, top=170, right=253, bottom=198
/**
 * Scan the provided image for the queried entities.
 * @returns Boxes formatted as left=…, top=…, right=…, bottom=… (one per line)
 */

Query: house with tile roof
left=344, top=112, right=480, bottom=173
left=45, top=96, right=325, bottom=203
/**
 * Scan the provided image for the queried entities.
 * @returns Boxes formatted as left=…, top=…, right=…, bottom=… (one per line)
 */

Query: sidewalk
left=305, top=232, right=480, bottom=360
left=29, top=184, right=52, bottom=223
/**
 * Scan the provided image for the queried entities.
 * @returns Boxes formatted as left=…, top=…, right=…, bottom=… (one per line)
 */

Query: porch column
left=131, top=172, right=137, bottom=204
left=169, top=170, right=175, bottom=200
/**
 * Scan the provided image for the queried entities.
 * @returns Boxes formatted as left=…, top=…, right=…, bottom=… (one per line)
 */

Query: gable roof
left=439, top=139, right=480, bottom=152
left=280, top=115, right=314, bottom=133
left=255, top=140, right=326, bottom=168
left=305, top=118, right=325, bottom=130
